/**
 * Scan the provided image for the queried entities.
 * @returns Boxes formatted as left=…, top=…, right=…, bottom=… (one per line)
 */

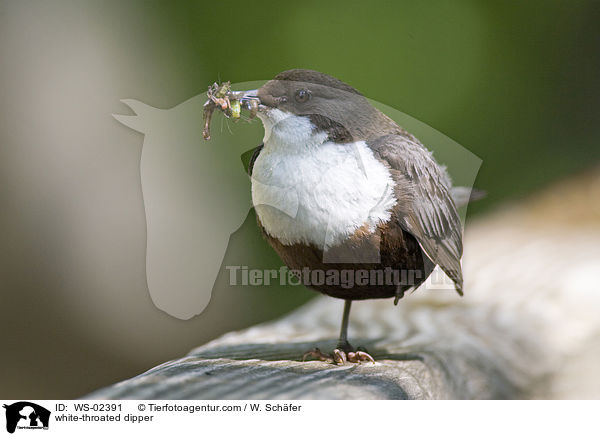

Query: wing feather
left=368, top=134, right=464, bottom=294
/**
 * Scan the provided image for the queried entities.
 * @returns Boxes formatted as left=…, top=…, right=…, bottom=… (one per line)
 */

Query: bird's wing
left=243, top=143, right=264, bottom=176
left=368, top=134, right=464, bottom=294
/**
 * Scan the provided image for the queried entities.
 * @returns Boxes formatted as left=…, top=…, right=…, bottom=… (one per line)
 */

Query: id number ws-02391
left=73, top=404, right=122, bottom=412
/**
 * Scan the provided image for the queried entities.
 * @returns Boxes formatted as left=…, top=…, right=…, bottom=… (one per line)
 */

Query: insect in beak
left=202, top=83, right=261, bottom=140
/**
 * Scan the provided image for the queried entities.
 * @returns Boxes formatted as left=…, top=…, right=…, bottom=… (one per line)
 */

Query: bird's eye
left=295, top=89, right=311, bottom=103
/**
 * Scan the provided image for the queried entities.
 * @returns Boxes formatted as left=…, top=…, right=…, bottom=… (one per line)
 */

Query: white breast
left=251, top=110, right=396, bottom=250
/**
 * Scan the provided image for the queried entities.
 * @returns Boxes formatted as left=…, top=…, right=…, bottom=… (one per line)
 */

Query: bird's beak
left=230, top=89, right=261, bottom=111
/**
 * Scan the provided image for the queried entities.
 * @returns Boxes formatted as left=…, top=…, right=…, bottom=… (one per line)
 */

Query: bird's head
left=238, top=69, right=393, bottom=147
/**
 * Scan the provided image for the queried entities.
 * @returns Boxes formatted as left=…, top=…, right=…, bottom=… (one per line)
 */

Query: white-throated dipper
left=236, top=69, right=465, bottom=364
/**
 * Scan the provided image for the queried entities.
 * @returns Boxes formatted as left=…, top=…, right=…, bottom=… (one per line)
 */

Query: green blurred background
left=0, top=0, right=598, bottom=398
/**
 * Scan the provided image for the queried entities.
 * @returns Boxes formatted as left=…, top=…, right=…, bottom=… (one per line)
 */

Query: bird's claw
left=303, top=347, right=375, bottom=365
left=346, top=350, right=375, bottom=364
left=333, top=348, right=347, bottom=365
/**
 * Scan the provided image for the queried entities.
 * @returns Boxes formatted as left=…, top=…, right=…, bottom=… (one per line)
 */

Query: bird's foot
left=302, top=345, right=375, bottom=365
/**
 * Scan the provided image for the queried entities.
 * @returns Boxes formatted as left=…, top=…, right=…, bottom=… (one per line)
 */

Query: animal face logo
left=3, top=402, right=50, bottom=433
left=113, top=80, right=481, bottom=319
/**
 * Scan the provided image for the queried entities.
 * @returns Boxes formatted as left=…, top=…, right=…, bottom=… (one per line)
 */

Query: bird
left=236, top=69, right=468, bottom=364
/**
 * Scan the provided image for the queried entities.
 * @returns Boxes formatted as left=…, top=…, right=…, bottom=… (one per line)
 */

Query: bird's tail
left=451, top=186, right=486, bottom=208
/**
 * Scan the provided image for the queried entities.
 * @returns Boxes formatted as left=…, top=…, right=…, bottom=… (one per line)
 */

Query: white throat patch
left=251, top=110, right=397, bottom=250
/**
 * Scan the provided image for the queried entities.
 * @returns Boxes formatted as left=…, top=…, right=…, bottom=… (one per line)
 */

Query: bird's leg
left=334, top=299, right=353, bottom=352
left=303, top=300, right=375, bottom=365
left=338, top=299, right=352, bottom=346
left=333, top=300, right=374, bottom=364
